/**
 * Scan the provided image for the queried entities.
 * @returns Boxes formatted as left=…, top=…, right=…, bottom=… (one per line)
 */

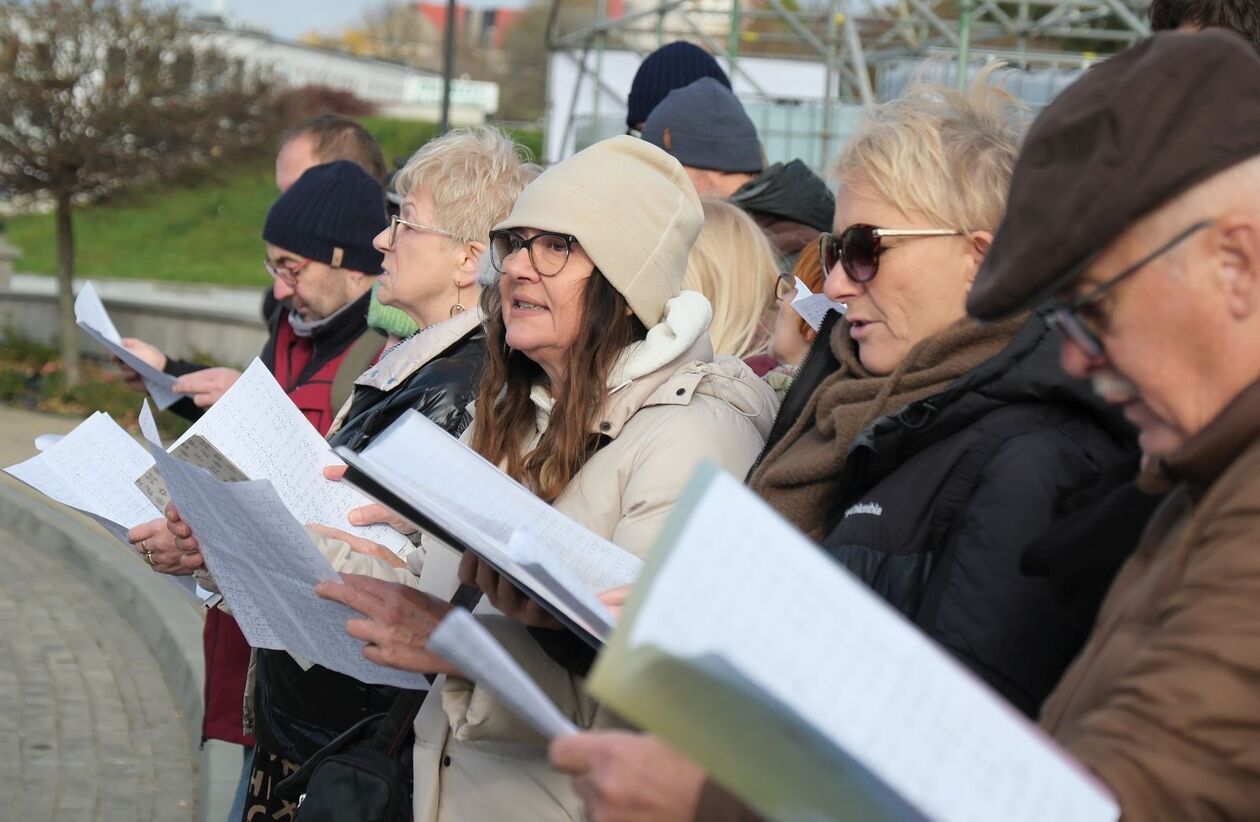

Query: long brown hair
left=471, top=272, right=648, bottom=502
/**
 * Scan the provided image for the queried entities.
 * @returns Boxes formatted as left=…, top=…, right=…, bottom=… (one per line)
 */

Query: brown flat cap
left=968, top=30, right=1260, bottom=320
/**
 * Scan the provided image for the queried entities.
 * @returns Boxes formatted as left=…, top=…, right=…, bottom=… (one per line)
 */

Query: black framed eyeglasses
left=819, top=224, right=963, bottom=283
left=488, top=229, right=579, bottom=277
left=1047, top=219, right=1213, bottom=358
left=775, top=271, right=797, bottom=301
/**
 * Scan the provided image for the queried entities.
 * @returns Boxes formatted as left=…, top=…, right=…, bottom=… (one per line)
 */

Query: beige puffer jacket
left=403, top=291, right=778, bottom=821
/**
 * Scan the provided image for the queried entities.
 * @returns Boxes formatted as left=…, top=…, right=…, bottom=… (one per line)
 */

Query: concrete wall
left=0, top=275, right=269, bottom=367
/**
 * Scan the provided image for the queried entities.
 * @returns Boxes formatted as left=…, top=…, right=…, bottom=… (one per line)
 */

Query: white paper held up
left=174, top=360, right=410, bottom=557
left=596, top=466, right=1118, bottom=822
left=4, top=411, right=159, bottom=543
left=791, top=278, right=847, bottom=332
left=428, top=608, right=576, bottom=739
left=74, top=282, right=183, bottom=409
left=144, top=437, right=431, bottom=689
left=502, top=530, right=617, bottom=640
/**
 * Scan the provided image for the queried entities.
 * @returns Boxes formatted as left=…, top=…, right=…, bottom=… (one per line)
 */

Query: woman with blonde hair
left=683, top=198, right=780, bottom=361
left=548, top=66, right=1140, bottom=821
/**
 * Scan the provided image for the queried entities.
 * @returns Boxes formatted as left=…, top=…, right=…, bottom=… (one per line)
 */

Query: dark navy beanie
left=626, top=41, right=732, bottom=130
left=642, top=77, right=762, bottom=173
left=262, top=160, right=387, bottom=274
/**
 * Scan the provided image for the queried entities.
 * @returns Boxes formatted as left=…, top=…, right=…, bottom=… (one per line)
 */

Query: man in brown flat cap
left=969, top=28, right=1260, bottom=818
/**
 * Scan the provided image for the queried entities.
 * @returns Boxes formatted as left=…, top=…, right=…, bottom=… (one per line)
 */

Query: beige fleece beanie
left=494, top=135, right=703, bottom=328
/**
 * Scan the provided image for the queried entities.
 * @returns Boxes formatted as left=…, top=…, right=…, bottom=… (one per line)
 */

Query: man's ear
left=454, top=241, right=486, bottom=288
left=1215, top=215, right=1260, bottom=321
left=963, top=230, right=994, bottom=291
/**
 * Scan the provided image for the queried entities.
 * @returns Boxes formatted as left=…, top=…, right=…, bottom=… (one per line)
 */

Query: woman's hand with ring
left=128, top=514, right=202, bottom=575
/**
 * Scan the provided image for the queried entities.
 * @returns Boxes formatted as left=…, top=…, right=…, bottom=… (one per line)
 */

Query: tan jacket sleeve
left=610, top=396, right=767, bottom=558
left=312, top=527, right=424, bottom=590
left=1053, top=500, right=1260, bottom=818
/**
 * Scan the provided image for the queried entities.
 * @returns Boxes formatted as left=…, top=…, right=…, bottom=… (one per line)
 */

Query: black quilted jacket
left=759, top=309, right=1140, bottom=716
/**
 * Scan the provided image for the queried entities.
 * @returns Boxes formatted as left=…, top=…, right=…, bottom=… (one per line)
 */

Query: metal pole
left=439, top=0, right=458, bottom=134
left=957, top=0, right=974, bottom=91
left=821, top=0, right=840, bottom=163
left=593, top=0, right=608, bottom=136
left=727, top=0, right=741, bottom=78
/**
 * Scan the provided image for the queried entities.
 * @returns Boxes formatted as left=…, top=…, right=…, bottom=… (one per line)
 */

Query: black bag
left=273, top=686, right=425, bottom=822
left=273, top=585, right=481, bottom=821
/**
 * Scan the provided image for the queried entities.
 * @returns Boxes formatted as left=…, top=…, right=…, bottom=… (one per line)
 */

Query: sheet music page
left=147, top=439, right=430, bottom=690
left=359, top=410, right=641, bottom=590
left=74, top=282, right=183, bottom=410
left=503, top=530, right=616, bottom=640
left=174, top=360, right=410, bottom=556
left=138, top=400, right=162, bottom=447
left=628, top=469, right=1118, bottom=822
left=428, top=609, right=576, bottom=739
left=4, top=411, right=160, bottom=532
left=791, top=279, right=848, bottom=332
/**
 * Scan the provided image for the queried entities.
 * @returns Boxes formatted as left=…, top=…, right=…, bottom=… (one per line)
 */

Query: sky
left=194, top=0, right=531, bottom=40
left=196, top=0, right=373, bottom=39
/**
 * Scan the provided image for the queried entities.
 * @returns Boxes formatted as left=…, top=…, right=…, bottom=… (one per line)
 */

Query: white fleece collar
left=528, top=290, right=713, bottom=416
left=609, top=290, right=712, bottom=391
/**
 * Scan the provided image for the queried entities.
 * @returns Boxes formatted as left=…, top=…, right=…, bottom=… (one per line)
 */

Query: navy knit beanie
left=642, top=77, right=762, bottom=173
left=262, top=160, right=387, bottom=274
left=626, top=41, right=731, bottom=130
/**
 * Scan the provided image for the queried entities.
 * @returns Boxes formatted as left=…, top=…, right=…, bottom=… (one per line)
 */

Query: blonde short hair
left=832, top=64, right=1027, bottom=233
left=684, top=199, right=780, bottom=359
left=393, top=127, right=539, bottom=245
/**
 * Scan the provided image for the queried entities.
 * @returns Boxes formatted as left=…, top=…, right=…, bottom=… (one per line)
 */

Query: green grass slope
left=4, top=118, right=542, bottom=287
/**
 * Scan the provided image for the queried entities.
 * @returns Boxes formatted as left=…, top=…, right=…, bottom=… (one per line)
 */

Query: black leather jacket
left=254, top=325, right=486, bottom=763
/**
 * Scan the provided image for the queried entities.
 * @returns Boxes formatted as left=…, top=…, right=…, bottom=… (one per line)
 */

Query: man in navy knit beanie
left=626, top=41, right=731, bottom=133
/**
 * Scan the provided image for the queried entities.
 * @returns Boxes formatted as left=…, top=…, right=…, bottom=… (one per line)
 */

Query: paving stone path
left=0, top=521, right=196, bottom=821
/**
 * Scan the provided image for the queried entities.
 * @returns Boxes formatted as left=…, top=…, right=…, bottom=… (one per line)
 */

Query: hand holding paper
left=316, top=574, right=459, bottom=675
left=74, top=282, right=185, bottom=409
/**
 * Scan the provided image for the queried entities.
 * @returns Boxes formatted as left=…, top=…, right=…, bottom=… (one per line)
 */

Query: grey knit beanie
left=641, top=77, right=763, bottom=174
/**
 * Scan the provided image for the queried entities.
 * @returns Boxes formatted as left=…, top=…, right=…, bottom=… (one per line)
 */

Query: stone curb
left=0, top=483, right=236, bottom=822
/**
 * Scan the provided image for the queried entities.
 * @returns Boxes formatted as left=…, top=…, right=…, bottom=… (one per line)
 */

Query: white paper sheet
left=74, top=282, right=183, bottom=410
left=5, top=411, right=159, bottom=533
left=146, top=438, right=430, bottom=689
left=138, top=400, right=162, bottom=447
left=502, top=530, right=617, bottom=640
left=629, top=469, right=1118, bottom=822
left=791, top=279, right=848, bottom=332
left=174, top=360, right=411, bottom=557
left=355, top=410, right=641, bottom=593
left=428, top=608, right=576, bottom=739
left=340, top=411, right=640, bottom=642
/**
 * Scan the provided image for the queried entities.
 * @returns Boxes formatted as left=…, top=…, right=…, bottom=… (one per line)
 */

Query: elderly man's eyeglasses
left=386, top=214, right=456, bottom=250
left=1047, top=220, right=1213, bottom=358
left=819, top=224, right=963, bottom=283
left=489, top=229, right=579, bottom=277
left=263, top=255, right=311, bottom=287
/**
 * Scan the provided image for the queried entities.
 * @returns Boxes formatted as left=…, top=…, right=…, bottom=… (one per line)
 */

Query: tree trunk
left=55, top=192, right=80, bottom=386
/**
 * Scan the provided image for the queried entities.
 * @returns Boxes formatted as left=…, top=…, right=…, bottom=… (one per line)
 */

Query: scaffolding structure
left=543, top=0, right=1153, bottom=163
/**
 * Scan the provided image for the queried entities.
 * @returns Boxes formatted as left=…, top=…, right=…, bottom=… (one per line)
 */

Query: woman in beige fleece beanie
left=320, top=135, right=781, bottom=822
